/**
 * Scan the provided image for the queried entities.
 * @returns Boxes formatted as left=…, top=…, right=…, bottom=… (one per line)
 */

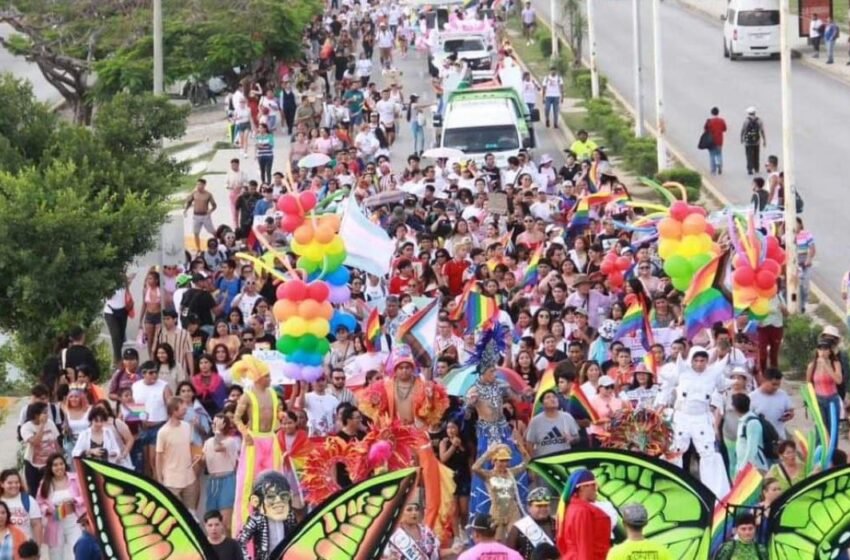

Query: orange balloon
left=298, top=299, right=322, bottom=319
left=294, top=224, right=315, bottom=245
left=681, top=213, right=707, bottom=236
left=273, top=299, right=298, bottom=322
left=318, top=301, right=334, bottom=320
left=320, top=214, right=341, bottom=231
left=757, top=285, right=777, bottom=299
left=315, top=225, right=336, bottom=244
left=734, top=285, right=759, bottom=306
left=658, top=218, right=682, bottom=240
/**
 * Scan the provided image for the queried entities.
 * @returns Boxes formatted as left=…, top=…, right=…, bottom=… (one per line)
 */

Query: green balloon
left=663, top=255, right=689, bottom=278
left=688, top=253, right=712, bottom=272
left=297, top=256, right=321, bottom=274
left=315, top=339, right=330, bottom=355
left=671, top=275, right=691, bottom=292
left=299, top=334, right=319, bottom=353
left=325, top=250, right=347, bottom=270
left=277, top=336, right=298, bottom=355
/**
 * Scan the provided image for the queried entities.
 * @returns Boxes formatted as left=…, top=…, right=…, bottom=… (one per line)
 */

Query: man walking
left=741, top=107, right=766, bottom=175
left=184, top=178, right=217, bottom=254
left=825, top=17, right=840, bottom=63
left=810, top=13, right=824, bottom=58
left=541, top=67, right=563, bottom=129
left=705, top=107, right=727, bottom=175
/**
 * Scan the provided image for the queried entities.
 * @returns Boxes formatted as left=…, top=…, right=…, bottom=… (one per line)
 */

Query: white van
left=722, top=0, right=781, bottom=60
left=439, top=98, right=526, bottom=167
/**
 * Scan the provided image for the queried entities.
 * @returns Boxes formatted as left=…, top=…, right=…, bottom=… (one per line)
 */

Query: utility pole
left=550, top=0, right=560, bottom=58
left=780, top=0, right=799, bottom=312
left=587, top=0, right=600, bottom=97
left=651, top=0, right=667, bottom=170
left=632, top=0, right=644, bottom=137
left=153, top=0, right=164, bottom=95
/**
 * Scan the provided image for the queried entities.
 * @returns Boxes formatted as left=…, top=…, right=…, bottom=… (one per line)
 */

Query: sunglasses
left=242, top=337, right=255, bottom=342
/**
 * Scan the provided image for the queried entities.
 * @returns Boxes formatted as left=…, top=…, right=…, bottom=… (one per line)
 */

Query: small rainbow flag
left=124, top=403, right=147, bottom=421
left=683, top=252, right=733, bottom=339
left=464, top=291, right=499, bottom=334
left=522, top=245, right=544, bottom=288
left=801, top=383, right=831, bottom=469
left=709, top=464, right=763, bottom=555
left=568, top=385, right=600, bottom=423
left=532, top=364, right=557, bottom=415
left=54, top=501, right=75, bottom=521
left=364, top=307, right=382, bottom=351
left=642, top=351, right=657, bottom=377
left=614, top=302, right=645, bottom=340
left=449, top=280, right=478, bottom=321
left=567, top=192, right=624, bottom=233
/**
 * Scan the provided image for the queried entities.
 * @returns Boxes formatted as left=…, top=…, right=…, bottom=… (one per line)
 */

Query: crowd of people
left=2, top=1, right=848, bottom=560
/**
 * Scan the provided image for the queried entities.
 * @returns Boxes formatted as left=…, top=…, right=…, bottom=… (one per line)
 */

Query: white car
left=723, top=0, right=781, bottom=60
left=429, top=32, right=496, bottom=82
left=438, top=98, right=527, bottom=167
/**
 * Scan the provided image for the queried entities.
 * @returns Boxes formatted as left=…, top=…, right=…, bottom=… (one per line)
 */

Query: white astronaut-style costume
left=658, top=346, right=731, bottom=498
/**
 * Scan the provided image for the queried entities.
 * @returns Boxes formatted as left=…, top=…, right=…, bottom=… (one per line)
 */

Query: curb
left=533, top=7, right=847, bottom=322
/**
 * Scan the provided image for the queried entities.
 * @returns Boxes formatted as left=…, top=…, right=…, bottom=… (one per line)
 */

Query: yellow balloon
left=697, top=233, right=713, bottom=254
left=658, top=239, right=680, bottom=260
left=750, top=297, right=770, bottom=316
left=290, top=239, right=304, bottom=254
left=282, top=317, right=307, bottom=337
left=677, top=234, right=702, bottom=258
left=306, top=318, right=330, bottom=338
left=326, top=237, right=345, bottom=255
left=303, top=242, right=325, bottom=262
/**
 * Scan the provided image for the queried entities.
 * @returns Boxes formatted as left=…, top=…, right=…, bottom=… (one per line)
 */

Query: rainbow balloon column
left=728, top=214, right=786, bottom=320
left=657, top=201, right=718, bottom=292
left=273, top=280, right=332, bottom=381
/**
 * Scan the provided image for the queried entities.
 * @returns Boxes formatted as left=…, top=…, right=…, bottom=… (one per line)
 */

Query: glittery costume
left=471, top=444, right=528, bottom=542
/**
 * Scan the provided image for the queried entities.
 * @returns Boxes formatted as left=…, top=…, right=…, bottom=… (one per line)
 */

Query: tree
left=0, top=74, right=188, bottom=378
left=561, top=0, right=586, bottom=67
left=1, top=0, right=321, bottom=121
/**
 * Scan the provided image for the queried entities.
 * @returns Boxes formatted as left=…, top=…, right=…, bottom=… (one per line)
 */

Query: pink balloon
left=280, top=280, right=309, bottom=302
left=733, top=266, right=756, bottom=287
left=616, top=256, right=632, bottom=271
left=670, top=201, right=689, bottom=222
left=766, top=235, right=780, bottom=252
left=328, top=285, right=351, bottom=304
left=760, top=259, right=781, bottom=276
left=687, top=205, right=707, bottom=217
left=755, top=269, right=777, bottom=291
left=276, top=283, right=288, bottom=300
left=278, top=194, right=300, bottom=215
left=280, top=214, right=302, bottom=233
left=609, top=272, right=624, bottom=288
left=600, top=260, right=614, bottom=275
left=299, top=191, right=317, bottom=212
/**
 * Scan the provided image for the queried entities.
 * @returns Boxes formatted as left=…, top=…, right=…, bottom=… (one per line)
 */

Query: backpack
left=743, top=414, right=780, bottom=461
left=744, top=118, right=760, bottom=144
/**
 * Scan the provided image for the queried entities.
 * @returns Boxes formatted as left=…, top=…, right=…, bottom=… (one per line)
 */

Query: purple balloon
left=280, top=362, right=301, bottom=379
left=301, top=365, right=325, bottom=382
left=328, top=285, right=351, bottom=304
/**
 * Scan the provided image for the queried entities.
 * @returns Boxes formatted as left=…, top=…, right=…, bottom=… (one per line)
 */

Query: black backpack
left=744, top=118, right=761, bottom=144
left=743, top=414, right=780, bottom=461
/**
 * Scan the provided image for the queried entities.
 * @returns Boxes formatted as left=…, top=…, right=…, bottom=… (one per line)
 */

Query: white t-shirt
left=356, top=58, right=373, bottom=78
left=234, top=105, right=251, bottom=125
left=304, top=392, right=340, bottom=437
left=235, top=292, right=262, bottom=318
left=542, top=75, right=563, bottom=98
left=132, top=379, right=169, bottom=423
left=376, top=30, right=395, bottom=49
left=522, top=80, right=538, bottom=104
left=375, top=99, right=398, bottom=126
left=202, top=435, right=241, bottom=475
left=748, top=387, right=792, bottom=439
left=4, top=493, right=41, bottom=539
left=103, top=288, right=126, bottom=314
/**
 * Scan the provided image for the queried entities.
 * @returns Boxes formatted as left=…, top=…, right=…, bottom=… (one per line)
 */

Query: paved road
left=0, top=24, right=62, bottom=107
left=532, top=0, right=850, bottom=308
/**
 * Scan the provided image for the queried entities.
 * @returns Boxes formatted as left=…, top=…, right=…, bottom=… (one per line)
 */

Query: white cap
left=540, top=154, right=553, bottom=165
left=598, top=375, right=616, bottom=388
left=746, top=106, right=756, bottom=114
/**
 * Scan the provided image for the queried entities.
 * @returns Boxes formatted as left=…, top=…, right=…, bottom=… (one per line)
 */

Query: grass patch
left=163, top=139, right=202, bottom=156
left=814, top=303, right=849, bottom=336
left=213, top=141, right=234, bottom=150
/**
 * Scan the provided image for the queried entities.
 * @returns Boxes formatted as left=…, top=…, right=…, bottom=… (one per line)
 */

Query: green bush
left=623, top=137, right=658, bottom=176
left=572, top=69, right=608, bottom=100
left=656, top=167, right=703, bottom=202
left=600, top=115, right=632, bottom=154
left=780, top=314, right=821, bottom=378
left=584, top=98, right=613, bottom=130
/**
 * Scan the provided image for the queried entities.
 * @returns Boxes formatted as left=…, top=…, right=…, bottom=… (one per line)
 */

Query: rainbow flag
left=568, top=385, right=600, bottom=423
left=449, top=280, right=478, bottom=321
left=614, top=302, right=645, bottom=340
left=683, top=252, right=733, bottom=339
left=464, top=291, right=499, bottom=334
left=522, top=245, right=544, bottom=288
left=124, top=402, right=146, bottom=421
left=54, top=501, right=75, bottom=521
left=532, top=364, right=556, bottom=415
left=709, top=465, right=763, bottom=555
left=364, top=307, right=382, bottom=351
left=567, top=192, right=625, bottom=233
left=642, top=351, right=657, bottom=377
left=396, top=298, right=440, bottom=368
left=801, top=383, right=832, bottom=469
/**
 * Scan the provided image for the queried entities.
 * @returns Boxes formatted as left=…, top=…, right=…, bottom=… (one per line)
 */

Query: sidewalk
left=676, top=0, right=850, bottom=84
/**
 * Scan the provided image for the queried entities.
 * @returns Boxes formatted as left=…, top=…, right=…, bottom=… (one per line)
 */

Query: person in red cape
left=558, top=469, right=611, bottom=560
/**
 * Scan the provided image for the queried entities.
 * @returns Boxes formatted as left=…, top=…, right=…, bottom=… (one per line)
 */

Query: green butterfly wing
left=531, top=449, right=715, bottom=560
left=75, top=458, right=214, bottom=560
left=768, top=465, right=850, bottom=560
left=272, top=467, right=418, bottom=560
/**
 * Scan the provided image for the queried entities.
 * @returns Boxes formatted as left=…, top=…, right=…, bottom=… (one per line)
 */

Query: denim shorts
left=205, top=472, right=236, bottom=512
left=138, top=423, right=165, bottom=447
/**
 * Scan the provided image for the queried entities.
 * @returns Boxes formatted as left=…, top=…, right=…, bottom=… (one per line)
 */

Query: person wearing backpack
left=733, top=393, right=772, bottom=475
left=748, top=368, right=793, bottom=440
left=740, top=107, right=766, bottom=175
left=824, top=17, right=840, bottom=64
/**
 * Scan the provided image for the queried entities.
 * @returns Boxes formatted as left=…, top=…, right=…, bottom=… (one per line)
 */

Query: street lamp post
left=153, top=0, right=163, bottom=95
left=587, top=0, right=600, bottom=97
left=632, top=0, right=644, bottom=137
left=651, top=0, right=667, bottom=170
left=780, top=0, right=799, bottom=312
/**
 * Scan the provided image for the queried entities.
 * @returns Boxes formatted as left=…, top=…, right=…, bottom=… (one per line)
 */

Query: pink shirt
left=589, top=395, right=624, bottom=436
left=457, top=542, right=524, bottom=560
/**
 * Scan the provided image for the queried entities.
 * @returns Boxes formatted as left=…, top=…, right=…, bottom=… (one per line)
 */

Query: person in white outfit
left=665, top=346, right=731, bottom=498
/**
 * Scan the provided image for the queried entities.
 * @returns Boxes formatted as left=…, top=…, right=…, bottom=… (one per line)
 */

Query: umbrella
left=297, top=153, right=331, bottom=168
left=422, top=147, right=466, bottom=160
left=439, top=365, right=529, bottom=397
left=364, top=190, right=407, bottom=207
